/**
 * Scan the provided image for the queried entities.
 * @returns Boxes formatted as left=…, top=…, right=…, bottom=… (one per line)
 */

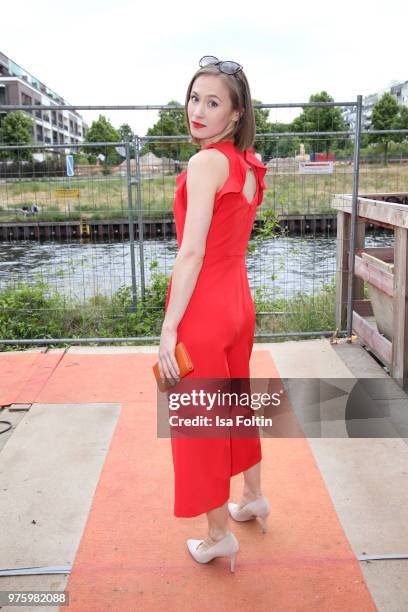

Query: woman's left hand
left=158, top=323, right=180, bottom=386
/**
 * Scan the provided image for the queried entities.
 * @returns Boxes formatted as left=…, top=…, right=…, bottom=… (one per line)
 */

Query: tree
left=118, top=123, right=134, bottom=142
left=0, top=111, right=33, bottom=160
left=118, top=123, right=136, bottom=158
left=85, top=115, right=120, bottom=164
left=144, top=98, right=277, bottom=162
left=369, top=93, right=399, bottom=165
left=390, top=105, right=408, bottom=145
left=143, top=100, right=192, bottom=161
left=251, top=99, right=272, bottom=159
left=291, top=91, right=346, bottom=157
left=267, top=121, right=301, bottom=160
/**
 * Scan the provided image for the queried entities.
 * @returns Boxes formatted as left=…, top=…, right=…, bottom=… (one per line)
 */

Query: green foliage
left=254, top=277, right=337, bottom=338
left=267, top=121, right=301, bottom=159
left=0, top=270, right=171, bottom=348
left=389, top=105, right=408, bottom=144
left=371, top=93, right=399, bottom=132
left=72, top=152, right=89, bottom=164
left=85, top=115, right=120, bottom=165
left=0, top=274, right=338, bottom=350
left=252, top=99, right=272, bottom=159
left=112, top=270, right=169, bottom=336
left=290, top=91, right=347, bottom=155
left=0, top=282, right=64, bottom=339
left=0, top=111, right=34, bottom=161
left=118, top=123, right=136, bottom=158
left=369, top=93, right=400, bottom=165
left=118, top=123, right=135, bottom=142
left=247, top=208, right=283, bottom=254
left=86, top=115, right=120, bottom=145
left=142, top=97, right=283, bottom=162
left=143, top=100, right=193, bottom=161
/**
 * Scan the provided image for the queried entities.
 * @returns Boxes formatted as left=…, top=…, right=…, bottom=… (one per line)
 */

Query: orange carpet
left=0, top=351, right=64, bottom=406
left=2, top=349, right=376, bottom=610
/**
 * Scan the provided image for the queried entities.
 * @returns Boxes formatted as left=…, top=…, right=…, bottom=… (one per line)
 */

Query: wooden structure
left=332, top=192, right=408, bottom=381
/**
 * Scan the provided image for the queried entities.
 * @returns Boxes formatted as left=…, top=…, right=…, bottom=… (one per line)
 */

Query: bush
left=0, top=159, right=66, bottom=179
left=0, top=272, right=171, bottom=349
left=0, top=272, right=339, bottom=350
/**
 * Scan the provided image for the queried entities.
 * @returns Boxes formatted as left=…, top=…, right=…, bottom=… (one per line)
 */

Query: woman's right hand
left=158, top=322, right=180, bottom=386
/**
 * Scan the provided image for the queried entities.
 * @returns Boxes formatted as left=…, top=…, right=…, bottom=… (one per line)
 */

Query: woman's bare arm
left=158, top=149, right=227, bottom=382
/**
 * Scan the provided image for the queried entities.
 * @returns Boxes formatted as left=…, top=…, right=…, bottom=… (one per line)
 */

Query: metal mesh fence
left=0, top=100, right=405, bottom=345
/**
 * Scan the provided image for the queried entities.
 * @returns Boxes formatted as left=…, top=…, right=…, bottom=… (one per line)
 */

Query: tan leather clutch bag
left=153, top=341, right=194, bottom=392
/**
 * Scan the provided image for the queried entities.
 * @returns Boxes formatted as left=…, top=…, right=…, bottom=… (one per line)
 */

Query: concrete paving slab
left=257, top=338, right=356, bottom=377
left=332, top=340, right=390, bottom=378
left=254, top=338, right=408, bottom=610
left=0, top=402, right=121, bottom=610
left=308, top=438, right=408, bottom=611
left=0, top=341, right=406, bottom=610
left=0, top=348, right=45, bottom=355
left=66, top=345, right=159, bottom=354
left=0, top=405, right=31, bottom=453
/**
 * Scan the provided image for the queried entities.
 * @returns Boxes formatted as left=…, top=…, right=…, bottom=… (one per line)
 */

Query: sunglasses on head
left=199, top=55, right=243, bottom=75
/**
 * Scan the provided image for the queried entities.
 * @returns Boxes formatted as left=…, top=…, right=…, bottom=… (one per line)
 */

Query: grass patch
left=0, top=276, right=339, bottom=350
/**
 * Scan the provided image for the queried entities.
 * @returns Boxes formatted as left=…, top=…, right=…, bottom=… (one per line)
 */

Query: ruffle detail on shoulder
left=244, top=148, right=268, bottom=201
left=214, top=145, right=268, bottom=205
left=177, top=142, right=268, bottom=206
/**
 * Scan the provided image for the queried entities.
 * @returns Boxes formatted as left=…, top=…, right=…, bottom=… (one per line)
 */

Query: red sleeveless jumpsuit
left=165, top=139, right=268, bottom=517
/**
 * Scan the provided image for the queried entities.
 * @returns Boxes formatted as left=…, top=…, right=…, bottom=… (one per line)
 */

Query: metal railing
left=0, top=98, right=406, bottom=345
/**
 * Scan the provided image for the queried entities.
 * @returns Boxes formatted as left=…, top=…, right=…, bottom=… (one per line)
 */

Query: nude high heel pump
left=186, top=531, right=239, bottom=573
left=228, top=495, right=271, bottom=533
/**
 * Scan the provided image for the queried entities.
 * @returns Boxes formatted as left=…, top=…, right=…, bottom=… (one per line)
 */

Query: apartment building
left=0, top=51, right=87, bottom=146
left=343, top=80, right=408, bottom=131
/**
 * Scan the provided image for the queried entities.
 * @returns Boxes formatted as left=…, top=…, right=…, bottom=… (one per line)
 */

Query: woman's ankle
left=239, top=491, right=263, bottom=506
left=208, top=528, right=229, bottom=543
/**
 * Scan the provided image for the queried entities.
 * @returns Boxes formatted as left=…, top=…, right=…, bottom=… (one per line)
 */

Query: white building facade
left=343, top=80, right=408, bottom=131
left=0, top=51, right=87, bottom=147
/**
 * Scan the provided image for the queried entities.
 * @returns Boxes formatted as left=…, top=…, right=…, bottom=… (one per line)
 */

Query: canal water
left=0, top=230, right=394, bottom=302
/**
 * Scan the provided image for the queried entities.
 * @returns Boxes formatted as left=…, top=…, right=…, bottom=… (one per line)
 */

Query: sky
left=2, top=0, right=406, bottom=136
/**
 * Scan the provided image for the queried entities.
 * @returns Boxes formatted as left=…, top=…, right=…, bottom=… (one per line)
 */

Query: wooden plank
left=354, top=254, right=394, bottom=297
left=335, top=211, right=350, bottom=330
left=353, top=310, right=392, bottom=365
left=353, top=300, right=374, bottom=317
left=355, top=218, right=366, bottom=300
left=361, top=251, right=394, bottom=274
left=332, top=193, right=408, bottom=229
left=392, top=227, right=408, bottom=380
left=355, top=247, right=394, bottom=263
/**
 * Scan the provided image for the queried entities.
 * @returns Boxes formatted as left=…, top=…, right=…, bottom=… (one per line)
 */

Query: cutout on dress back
left=242, top=167, right=257, bottom=205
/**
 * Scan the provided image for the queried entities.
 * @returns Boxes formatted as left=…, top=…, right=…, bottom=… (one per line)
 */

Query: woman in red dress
left=158, top=56, right=271, bottom=573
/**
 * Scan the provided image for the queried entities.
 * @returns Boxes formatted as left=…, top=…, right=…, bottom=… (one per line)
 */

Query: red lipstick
left=192, top=121, right=206, bottom=128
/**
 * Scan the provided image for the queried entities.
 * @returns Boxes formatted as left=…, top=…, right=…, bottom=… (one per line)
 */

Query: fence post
left=134, top=135, right=146, bottom=300
left=125, top=141, right=138, bottom=310
left=346, top=95, right=363, bottom=339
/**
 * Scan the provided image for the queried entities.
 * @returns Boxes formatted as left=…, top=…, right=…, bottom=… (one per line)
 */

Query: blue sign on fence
left=66, top=154, right=74, bottom=177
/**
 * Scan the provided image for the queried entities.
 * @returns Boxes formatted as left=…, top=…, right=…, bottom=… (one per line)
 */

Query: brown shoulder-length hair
left=184, top=64, right=256, bottom=151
